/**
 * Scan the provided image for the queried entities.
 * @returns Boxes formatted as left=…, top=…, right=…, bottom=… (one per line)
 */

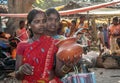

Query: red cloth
left=16, top=28, right=29, bottom=41
left=16, top=35, right=62, bottom=83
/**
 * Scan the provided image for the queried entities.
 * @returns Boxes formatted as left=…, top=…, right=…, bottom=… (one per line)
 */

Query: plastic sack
left=61, top=72, right=96, bottom=83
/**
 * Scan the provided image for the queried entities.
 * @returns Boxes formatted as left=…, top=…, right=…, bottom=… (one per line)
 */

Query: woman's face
left=46, top=14, right=60, bottom=32
left=30, top=13, right=46, bottom=35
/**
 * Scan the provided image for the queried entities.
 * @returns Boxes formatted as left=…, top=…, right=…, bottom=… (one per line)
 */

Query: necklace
left=31, top=37, right=39, bottom=42
left=28, top=37, right=38, bottom=43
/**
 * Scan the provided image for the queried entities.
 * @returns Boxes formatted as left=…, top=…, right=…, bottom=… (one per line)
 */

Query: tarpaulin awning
left=0, top=13, right=27, bottom=18
left=79, top=8, right=120, bottom=16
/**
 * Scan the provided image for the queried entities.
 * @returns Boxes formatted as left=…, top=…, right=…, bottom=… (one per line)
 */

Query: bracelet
left=16, top=66, right=23, bottom=75
left=61, top=65, right=72, bottom=74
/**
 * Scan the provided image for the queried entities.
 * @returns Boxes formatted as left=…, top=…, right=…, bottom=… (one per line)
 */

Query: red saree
left=17, top=35, right=62, bottom=83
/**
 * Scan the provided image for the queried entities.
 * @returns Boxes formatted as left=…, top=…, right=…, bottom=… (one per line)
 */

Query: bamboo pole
left=91, top=16, right=97, bottom=42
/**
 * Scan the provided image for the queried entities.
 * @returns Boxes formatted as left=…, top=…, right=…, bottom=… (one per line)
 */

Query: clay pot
left=56, top=37, right=83, bottom=62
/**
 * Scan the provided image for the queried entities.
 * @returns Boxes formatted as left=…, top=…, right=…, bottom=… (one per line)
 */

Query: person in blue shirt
left=103, top=23, right=109, bottom=48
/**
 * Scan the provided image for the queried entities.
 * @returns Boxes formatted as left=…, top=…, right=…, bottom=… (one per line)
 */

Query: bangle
left=61, top=65, right=72, bottom=74
left=16, top=66, right=23, bottom=75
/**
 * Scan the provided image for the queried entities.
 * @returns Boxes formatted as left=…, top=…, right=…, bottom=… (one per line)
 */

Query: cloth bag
left=61, top=72, right=96, bottom=83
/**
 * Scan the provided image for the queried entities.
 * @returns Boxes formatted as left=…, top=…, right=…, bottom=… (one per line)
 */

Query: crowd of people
left=97, top=16, right=120, bottom=56
left=1, top=7, right=120, bottom=83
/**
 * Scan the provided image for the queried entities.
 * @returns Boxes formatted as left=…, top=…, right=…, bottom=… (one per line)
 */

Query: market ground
left=0, top=68, right=120, bottom=83
left=90, top=68, right=120, bottom=83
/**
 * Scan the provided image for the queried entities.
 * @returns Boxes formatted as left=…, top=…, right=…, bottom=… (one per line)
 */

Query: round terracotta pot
left=56, top=37, right=83, bottom=62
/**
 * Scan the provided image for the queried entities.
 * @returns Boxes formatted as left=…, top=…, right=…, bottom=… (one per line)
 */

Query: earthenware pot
left=56, top=37, right=83, bottom=62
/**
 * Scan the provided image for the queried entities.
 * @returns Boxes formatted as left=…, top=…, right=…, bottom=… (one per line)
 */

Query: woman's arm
left=54, top=58, right=66, bottom=78
left=55, top=57, right=73, bottom=78
left=15, top=54, right=25, bottom=80
left=15, top=54, right=34, bottom=80
left=15, top=42, right=33, bottom=80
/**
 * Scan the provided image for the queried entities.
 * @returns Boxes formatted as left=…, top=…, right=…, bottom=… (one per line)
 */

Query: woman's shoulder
left=16, top=41, right=29, bottom=55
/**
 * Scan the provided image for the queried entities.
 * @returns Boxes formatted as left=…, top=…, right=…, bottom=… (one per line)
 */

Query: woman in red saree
left=15, top=9, right=62, bottom=83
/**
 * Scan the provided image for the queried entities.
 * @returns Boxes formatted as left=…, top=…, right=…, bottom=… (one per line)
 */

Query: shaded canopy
left=60, top=1, right=120, bottom=11
left=59, top=1, right=120, bottom=17
left=59, top=1, right=82, bottom=11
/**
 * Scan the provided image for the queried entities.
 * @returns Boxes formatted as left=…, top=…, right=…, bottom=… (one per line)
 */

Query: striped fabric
left=61, top=72, right=96, bottom=83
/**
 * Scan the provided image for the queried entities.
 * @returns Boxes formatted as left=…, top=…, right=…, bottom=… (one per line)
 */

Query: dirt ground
left=0, top=68, right=120, bottom=83
left=90, top=68, right=120, bottom=83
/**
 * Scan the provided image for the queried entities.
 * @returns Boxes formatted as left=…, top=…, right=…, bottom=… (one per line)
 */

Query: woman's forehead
left=48, top=14, right=58, bottom=18
left=34, top=13, right=46, bottom=19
